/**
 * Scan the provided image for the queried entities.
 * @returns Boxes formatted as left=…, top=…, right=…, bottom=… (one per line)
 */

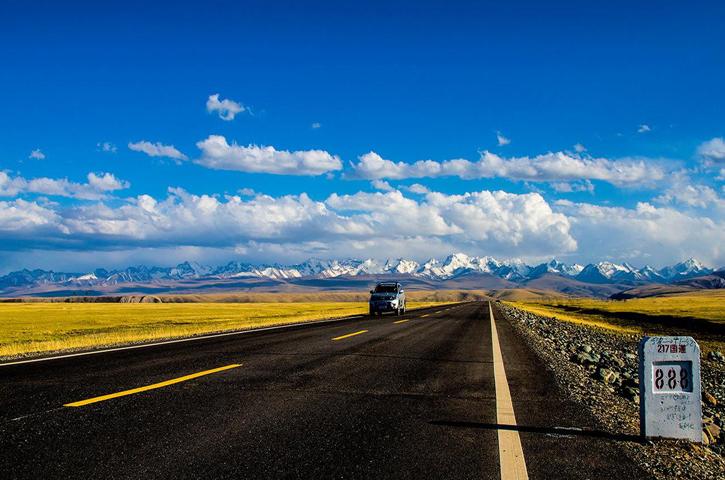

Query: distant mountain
left=0, top=254, right=720, bottom=297
left=658, top=258, right=713, bottom=281
left=528, top=259, right=583, bottom=279
left=0, top=269, right=80, bottom=288
left=574, top=258, right=712, bottom=286
left=637, top=265, right=666, bottom=282
left=576, top=262, right=640, bottom=284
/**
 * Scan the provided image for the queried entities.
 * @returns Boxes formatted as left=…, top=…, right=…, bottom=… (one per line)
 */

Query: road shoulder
left=497, top=302, right=725, bottom=480
left=491, top=302, right=654, bottom=479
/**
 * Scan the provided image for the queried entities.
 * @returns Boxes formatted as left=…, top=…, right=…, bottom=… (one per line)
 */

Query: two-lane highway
left=0, top=302, right=649, bottom=479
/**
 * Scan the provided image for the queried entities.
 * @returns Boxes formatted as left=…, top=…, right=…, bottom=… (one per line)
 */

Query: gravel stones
left=499, top=303, right=725, bottom=479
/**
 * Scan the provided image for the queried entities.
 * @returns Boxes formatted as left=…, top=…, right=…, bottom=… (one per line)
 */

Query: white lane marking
left=10, top=407, right=64, bottom=422
left=0, top=315, right=365, bottom=367
left=489, top=301, right=529, bottom=480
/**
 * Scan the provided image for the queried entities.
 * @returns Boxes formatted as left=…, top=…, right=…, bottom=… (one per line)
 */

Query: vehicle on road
left=369, top=282, right=406, bottom=316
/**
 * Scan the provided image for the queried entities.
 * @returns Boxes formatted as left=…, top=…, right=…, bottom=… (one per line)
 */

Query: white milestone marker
left=639, top=336, right=702, bottom=442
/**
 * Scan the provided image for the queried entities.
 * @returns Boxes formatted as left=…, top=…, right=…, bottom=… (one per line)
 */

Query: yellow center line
left=331, top=329, right=368, bottom=341
left=421, top=314, right=430, bottom=318
left=393, top=319, right=409, bottom=324
left=64, top=363, right=242, bottom=407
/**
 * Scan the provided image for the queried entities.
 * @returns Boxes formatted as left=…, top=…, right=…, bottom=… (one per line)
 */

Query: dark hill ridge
left=674, top=270, right=725, bottom=289
left=523, top=273, right=627, bottom=298
left=610, top=271, right=725, bottom=299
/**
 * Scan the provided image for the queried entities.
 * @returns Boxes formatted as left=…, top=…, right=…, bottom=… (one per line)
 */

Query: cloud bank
left=556, top=200, right=723, bottom=266
left=0, top=187, right=575, bottom=257
left=0, top=171, right=129, bottom=200
left=350, top=150, right=666, bottom=187
left=0, top=185, right=720, bottom=267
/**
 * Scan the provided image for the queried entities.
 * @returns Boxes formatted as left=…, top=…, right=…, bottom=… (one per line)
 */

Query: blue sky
left=0, top=0, right=723, bottom=272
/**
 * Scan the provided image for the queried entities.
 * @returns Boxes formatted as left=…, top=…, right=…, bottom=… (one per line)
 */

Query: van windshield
left=374, top=285, right=398, bottom=293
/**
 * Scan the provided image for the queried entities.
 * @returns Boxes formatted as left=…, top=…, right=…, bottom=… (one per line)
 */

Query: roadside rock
left=572, top=351, right=600, bottom=366
left=705, top=422, right=722, bottom=445
left=623, top=387, right=640, bottom=403
left=708, top=351, right=725, bottom=362
left=596, top=367, right=620, bottom=385
left=120, top=295, right=162, bottom=303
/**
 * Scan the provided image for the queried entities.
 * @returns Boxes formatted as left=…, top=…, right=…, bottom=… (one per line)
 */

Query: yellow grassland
left=4, top=289, right=490, bottom=304
left=0, top=301, right=448, bottom=359
left=507, top=302, right=641, bottom=334
left=512, top=289, right=724, bottom=322
left=507, top=289, right=725, bottom=352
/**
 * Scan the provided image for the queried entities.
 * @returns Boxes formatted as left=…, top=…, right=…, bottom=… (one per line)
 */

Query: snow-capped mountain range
left=0, top=253, right=717, bottom=292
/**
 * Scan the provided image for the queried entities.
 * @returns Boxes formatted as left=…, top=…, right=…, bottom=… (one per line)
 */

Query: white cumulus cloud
left=371, top=179, right=394, bottom=191
left=206, top=94, right=245, bottom=121
left=195, top=135, right=342, bottom=176
left=97, top=142, right=117, bottom=153
left=29, top=149, right=45, bottom=160
left=350, top=150, right=666, bottom=187
left=638, top=124, right=652, bottom=133
left=556, top=200, right=723, bottom=266
left=550, top=180, right=594, bottom=194
left=128, top=140, right=188, bottom=160
left=326, top=189, right=576, bottom=255
left=496, top=131, right=511, bottom=146
left=0, top=199, right=63, bottom=233
left=0, top=187, right=576, bottom=260
left=406, top=183, right=430, bottom=194
left=0, top=172, right=28, bottom=197
left=0, top=171, right=129, bottom=200
left=697, top=137, right=725, bottom=164
left=86, top=172, right=129, bottom=192
left=653, top=172, right=724, bottom=210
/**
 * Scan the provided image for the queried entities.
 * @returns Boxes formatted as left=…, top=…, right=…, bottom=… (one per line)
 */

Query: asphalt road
left=0, top=302, right=650, bottom=479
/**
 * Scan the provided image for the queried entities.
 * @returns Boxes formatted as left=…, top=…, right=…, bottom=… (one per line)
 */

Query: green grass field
left=0, top=301, right=446, bottom=359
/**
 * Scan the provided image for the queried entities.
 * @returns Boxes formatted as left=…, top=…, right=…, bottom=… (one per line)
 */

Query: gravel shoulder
left=498, top=302, right=725, bottom=480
